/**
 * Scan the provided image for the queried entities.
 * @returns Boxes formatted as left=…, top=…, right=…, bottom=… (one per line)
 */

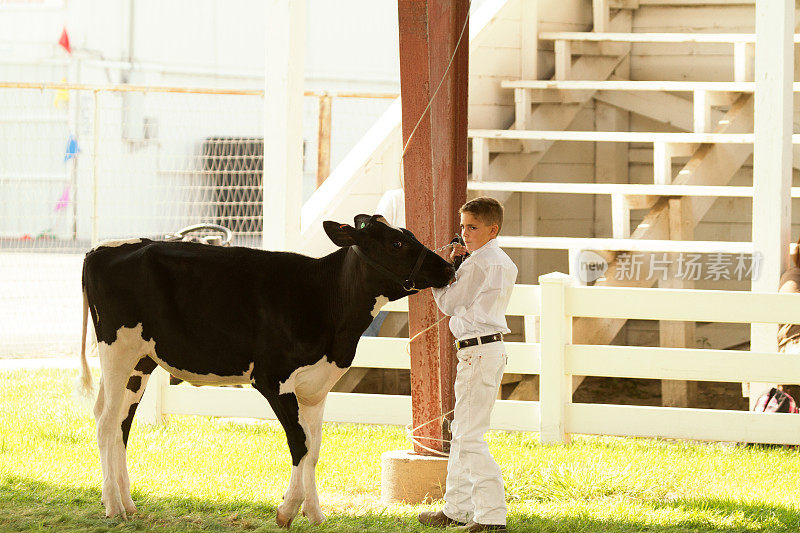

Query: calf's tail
left=75, top=290, right=94, bottom=398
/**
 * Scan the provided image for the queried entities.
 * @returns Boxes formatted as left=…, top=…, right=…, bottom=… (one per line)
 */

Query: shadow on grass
left=2, top=476, right=799, bottom=532
left=514, top=496, right=800, bottom=533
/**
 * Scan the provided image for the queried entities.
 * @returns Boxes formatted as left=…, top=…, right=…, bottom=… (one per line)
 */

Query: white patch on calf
left=100, top=323, right=254, bottom=386
left=371, top=296, right=389, bottom=318
left=279, top=355, right=347, bottom=405
left=153, top=359, right=255, bottom=386
left=93, top=238, right=142, bottom=250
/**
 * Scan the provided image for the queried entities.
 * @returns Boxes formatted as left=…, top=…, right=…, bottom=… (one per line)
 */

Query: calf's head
left=324, top=214, right=455, bottom=297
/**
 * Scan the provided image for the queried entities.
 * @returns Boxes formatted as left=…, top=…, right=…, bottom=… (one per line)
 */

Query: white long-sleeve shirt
left=431, top=238, right=518, bottom=341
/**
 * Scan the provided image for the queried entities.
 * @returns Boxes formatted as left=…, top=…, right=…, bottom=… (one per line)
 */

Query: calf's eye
left=392, top=241, right=402, bottom=248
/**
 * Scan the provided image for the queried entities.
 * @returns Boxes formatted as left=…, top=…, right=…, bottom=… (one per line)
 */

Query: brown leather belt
left=455, top=333, right=503, bottom=351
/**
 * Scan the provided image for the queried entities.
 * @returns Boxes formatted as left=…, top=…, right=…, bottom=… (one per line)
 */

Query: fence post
left=91, top=89, right=100, bottom=247
left=539, top=272, right=572, bottom=444
left=138, top=365, right=169, bottom=425
left=316, top=93, right=332, bottom=187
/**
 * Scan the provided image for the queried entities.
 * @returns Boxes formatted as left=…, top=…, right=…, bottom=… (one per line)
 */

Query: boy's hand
left=450, top=243, right=468, bottom=263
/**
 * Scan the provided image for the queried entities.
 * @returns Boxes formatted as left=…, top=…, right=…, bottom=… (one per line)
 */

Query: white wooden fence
left=139, top=272, right=800, bottom=445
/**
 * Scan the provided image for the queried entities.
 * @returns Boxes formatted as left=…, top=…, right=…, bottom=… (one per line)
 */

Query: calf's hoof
left=103, top=490, right=127, bottom=520
left=276, top=509, right=294, bottom=529
left=303, top=508, right=326, bottom=525
left=123, top=500, right=137, bottom=515
left=104, top=502, right=127, bottom=520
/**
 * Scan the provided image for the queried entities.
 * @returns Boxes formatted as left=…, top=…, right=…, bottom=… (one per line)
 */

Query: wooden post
left=593, top=0, right=610, bottom=33
left=734, top=42, right=755, bottom=83
left=515, top=88, right=532, bottom=131
left=653, top=142, right=673, bottom=185
left=263, top=0, right=304, bottom=252
left=660, top=197, right=697, bottom=407
left=316, top=93, right=332, bottom=187
left=693, top=90, right=710, bottom=133
left=398, top=0, right=468, bottom=455
left=554, top=40, right=571, bottom=80
left=750, top=0, right=793, bottom=408
left=472, top=137, right=489, bottom=180
left=611, top=194, right=630, bottom=239
left=539, top=272, right=572, bottom=444
left=521, top=0, right=538, bottom=81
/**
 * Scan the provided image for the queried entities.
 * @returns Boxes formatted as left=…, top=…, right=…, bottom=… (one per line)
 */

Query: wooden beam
left=540, top=31, right=800, bottom=44
left=331, top=367, right=369, bottom=393
left=594, top=90, right=709, bottom=133
left=470, top=129, right=759, bottom=144
left=508, top=376, right=539, bottom=400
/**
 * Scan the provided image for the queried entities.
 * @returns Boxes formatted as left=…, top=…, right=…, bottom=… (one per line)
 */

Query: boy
left=419, top=197, right=518, bottom=532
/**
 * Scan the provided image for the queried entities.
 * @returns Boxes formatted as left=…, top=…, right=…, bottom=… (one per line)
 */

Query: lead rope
left=405, top=314, right=455, bottom=457
left=402, top=243, right=458, bottom=456
left=396, top=1, right=472, bottom=455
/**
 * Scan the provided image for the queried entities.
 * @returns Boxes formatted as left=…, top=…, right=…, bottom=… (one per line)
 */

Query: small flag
left=58, top=27, right=71, bottom=54
left=55, top=186, right=70, bottom=212
left=53, top=78, right=69, bottom=108
left=64, top=134, right=79, bottom=162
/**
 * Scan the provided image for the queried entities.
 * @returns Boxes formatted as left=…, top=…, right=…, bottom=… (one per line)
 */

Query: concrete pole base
left=380, top=449, right=449, bottom=504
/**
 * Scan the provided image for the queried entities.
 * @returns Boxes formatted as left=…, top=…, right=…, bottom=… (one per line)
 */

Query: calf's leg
left=115, top=356, right=158, bottom=514
left=298, top=398, right=327, bottom=525
left=253, top=383, right=309, bottom=529
left=94, top=326, right=152, bottom=519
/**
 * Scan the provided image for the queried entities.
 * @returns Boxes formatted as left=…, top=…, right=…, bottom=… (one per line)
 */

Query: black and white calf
left=77, top=215, right=454, bottom=525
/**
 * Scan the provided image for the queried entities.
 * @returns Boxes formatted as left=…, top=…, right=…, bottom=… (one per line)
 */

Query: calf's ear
left=354, top=214, right=372, bottom=230
left=323, top=220, right=358, bottom=247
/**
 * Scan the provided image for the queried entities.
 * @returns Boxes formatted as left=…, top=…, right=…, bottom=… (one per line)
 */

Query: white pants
left=443, top=341, right=507, bottom=526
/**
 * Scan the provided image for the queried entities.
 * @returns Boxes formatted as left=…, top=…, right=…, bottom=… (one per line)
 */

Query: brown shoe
left=418, top=510, right=467, bottom=527
left=455, top=521, right=507, bottom=532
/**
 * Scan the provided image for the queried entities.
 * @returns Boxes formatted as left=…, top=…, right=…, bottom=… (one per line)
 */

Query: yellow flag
left=53, top=79, right=69, bottom=108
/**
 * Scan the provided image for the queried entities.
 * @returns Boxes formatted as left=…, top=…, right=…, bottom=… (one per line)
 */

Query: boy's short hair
left=460, top=196, right=503, bottom=231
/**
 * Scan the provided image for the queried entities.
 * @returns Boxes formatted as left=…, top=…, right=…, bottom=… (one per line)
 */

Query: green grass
left=1, top=368, right=800, bottom=532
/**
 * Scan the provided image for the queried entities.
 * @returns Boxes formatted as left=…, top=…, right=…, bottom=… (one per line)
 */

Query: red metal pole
left=398, top=0, right=469, bottom=455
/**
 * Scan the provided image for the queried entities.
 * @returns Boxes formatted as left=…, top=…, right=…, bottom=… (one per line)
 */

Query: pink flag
left=55, top=186, right=70, bottom=211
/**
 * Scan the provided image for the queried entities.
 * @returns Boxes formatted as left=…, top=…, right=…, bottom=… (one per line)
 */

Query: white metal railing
left=140, top=274, right=800, bottom=445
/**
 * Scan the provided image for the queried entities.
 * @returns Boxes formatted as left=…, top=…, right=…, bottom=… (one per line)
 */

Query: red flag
left=58, top=27, right=71, bottom=54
